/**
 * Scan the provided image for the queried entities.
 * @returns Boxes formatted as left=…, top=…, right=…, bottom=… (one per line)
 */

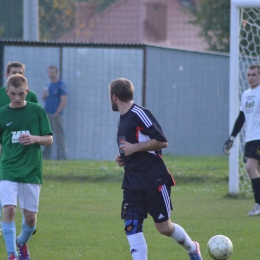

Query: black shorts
left=121, top=184, right=173, bottom=223
left=244, top=140, right=260, bottom=162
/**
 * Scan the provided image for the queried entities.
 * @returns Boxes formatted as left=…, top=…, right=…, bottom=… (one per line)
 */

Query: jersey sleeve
left=26, top=91, right=39, bottom=103
left=240, top=91, right=246, bottom=112
left=59, top=81, right=67, bottom=96
left=230, top=111, right=245, bottom=137
left=30, top=92, right=39, bottom=103
left=136, top=107, right=167, bottom=142
left=0, top=114, right=3, bottom=143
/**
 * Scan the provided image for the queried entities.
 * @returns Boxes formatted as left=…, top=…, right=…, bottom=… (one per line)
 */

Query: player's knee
left=3, top=205, right=16, bottom=219
left=155, top=221, right=173, bottom=236
left=245, top=165, right=253, bottom=174
left=124, top=219, right=141, bottom=235
left=245, top=163, right=258, bottom=177
left=25, top=215, right=37, bottom=226
left=124, top=213, right=144, bottom=235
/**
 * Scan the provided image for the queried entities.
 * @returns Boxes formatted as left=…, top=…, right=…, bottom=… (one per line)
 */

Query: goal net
left=229, top=0, right=260, bottom=195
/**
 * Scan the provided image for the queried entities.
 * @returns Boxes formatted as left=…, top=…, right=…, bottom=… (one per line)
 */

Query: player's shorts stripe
left=132, top=106, right=152, bottom=128
left=161, top=184, right=171, bottom=218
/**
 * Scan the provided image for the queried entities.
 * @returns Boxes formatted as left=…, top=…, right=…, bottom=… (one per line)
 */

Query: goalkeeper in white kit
left=223, top=64, right=260, bottom=216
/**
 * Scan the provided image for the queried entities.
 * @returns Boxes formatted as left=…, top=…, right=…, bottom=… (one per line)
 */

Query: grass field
left=0, top=155, right=259, bottom=259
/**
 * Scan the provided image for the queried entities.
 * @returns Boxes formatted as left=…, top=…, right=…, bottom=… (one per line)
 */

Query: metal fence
left=1, top=42, right=229, bottom=160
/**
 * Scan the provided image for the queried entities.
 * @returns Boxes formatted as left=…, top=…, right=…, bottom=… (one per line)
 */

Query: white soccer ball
left=207, top=235, right=233, bottom=260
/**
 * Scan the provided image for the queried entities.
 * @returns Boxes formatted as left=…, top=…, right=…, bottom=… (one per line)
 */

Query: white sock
left=127, top=232, right=148, bottom=260
left=170, top=223, right=196, bottom=253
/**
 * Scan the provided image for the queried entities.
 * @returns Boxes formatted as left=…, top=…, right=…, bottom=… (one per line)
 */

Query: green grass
left=0, top=156, right=258, bottom=259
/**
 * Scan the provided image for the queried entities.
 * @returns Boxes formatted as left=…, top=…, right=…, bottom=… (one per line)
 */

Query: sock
left=2, top=221, right=18, bottom=257
left=251, top=178, right=260, bottom=204
left=127, top=232, right=148, bottom=260
left=170, top=223, right=196, bottom=253
left=17, top=220, right=36, bottom=246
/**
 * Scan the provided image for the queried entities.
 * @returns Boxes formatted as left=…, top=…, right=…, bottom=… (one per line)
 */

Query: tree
left=190, top=0, right=230, bottom=52
left=77, top=0, right=118, bottom=12
left=0, top=0, right=23, bottom=39
left=39, top=0, right=119, bottom=41
left=39, top=0, right=75, bottom=41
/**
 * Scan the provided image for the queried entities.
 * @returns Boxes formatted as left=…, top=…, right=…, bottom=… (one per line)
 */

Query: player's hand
left=115, top=154, right=124, bottom=167
left=223, top=138, right=234, bottom=155
left=119, top=141, right=136, bottom=156
left=19, top=134, right=37, bottom=146
left=53, top=112, right=60, bottom=117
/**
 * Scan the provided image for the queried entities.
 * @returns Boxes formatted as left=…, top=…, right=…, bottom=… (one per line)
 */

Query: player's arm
left=223, top=111, right=245, bottom=155
left=120, top=139, right=168, bottom=156
left=19, top=134, right=53, bottom=146
left=135, top=139, right=168, bottom=151
left=54, top=95, right=67, bottom=116
left=42, top=87, right=48, bottom=101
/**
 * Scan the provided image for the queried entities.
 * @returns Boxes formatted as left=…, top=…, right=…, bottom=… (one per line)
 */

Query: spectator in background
left=0, top=61, right=39, bottom=236
left=42, top=66, right=67, bottom=160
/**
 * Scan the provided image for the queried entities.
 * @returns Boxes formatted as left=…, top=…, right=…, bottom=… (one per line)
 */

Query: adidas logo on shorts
left=158, top=214, right=165, bottom=219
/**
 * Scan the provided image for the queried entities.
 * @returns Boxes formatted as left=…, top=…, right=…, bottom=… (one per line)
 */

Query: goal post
left=229, top=0, right=260, bottom=195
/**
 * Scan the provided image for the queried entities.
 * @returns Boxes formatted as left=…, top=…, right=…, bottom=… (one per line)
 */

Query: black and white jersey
left=117, top=103, right=175, bottom=190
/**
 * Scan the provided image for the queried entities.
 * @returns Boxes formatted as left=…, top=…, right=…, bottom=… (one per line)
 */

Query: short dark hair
left=248, top=64, right=260, bottom=75
left=109, top=78, right=134, bottom=102
left=6, top=61, right=25, bottom=74
left=48, top=65, right=58, bottom=72
left=6, top=74, right=28, bottom=90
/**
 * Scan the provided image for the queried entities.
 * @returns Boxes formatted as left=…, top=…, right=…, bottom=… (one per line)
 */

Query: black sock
left=251, top=178, right=260, bottom=204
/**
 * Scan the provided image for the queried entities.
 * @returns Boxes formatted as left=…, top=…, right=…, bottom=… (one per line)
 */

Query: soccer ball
left=207, top=235, right=233, bottom=260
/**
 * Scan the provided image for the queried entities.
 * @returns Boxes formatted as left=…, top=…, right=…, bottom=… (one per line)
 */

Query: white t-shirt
left=240, top=85, right=260, bottom=142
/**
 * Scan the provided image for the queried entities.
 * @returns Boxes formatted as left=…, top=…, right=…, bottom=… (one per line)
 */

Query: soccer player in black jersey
left=224, top=64, right=260, bottom=216
left=109, top=78, right=202, bottom=260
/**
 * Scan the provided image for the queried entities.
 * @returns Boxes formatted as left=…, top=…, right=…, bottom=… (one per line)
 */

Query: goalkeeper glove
left=223, top=136, right=235, bottom=155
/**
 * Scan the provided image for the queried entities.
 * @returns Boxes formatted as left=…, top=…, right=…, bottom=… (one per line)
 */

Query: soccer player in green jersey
left=0, top=62, right=39, bottom=236
left=0, top=62, right=38, bottom=106
left=0, top=74, right=53, bottom=260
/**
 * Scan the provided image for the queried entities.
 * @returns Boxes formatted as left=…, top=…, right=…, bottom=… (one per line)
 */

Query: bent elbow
left=162, top=142, right=168, bottom=148
left=47, top=136, right=53, bottom=146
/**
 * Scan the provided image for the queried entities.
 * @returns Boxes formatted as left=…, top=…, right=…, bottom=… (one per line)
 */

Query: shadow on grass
left=44, top=172, right=124, bottom=182
left=173, top=175, right=228, bottom=184
left=43, top=172, right=229, bottom=184
left=223, top=192, right=252, bottom=200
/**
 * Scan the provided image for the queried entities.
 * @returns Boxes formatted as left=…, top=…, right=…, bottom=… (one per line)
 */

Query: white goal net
left=238, top=8, right=260, bottom=194
left=229, top=0, right=260, bottom=195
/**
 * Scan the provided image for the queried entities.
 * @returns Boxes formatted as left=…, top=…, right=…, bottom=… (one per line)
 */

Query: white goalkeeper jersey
left=240, top=84, right=260, bottom=142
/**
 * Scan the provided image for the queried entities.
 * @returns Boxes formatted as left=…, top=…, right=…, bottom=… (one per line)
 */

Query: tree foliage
left=39, top=0, right=119, bottom=41
left=39, top=0, right=75, bottom=41
left=0, top=0, right=23, bottom=39
left=190, top=0, right=230, bottom=52
left=77, top=0, right=119, bottom=12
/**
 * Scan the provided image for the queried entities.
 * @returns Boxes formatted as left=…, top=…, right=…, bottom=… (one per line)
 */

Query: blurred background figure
left=42, top=66, right=67, bottom=160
